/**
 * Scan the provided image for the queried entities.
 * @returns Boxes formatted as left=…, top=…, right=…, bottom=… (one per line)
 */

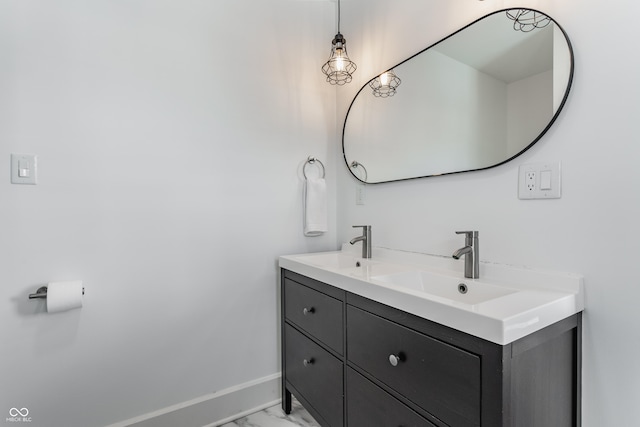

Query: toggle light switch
left=11, top=154, right=37, bottom=185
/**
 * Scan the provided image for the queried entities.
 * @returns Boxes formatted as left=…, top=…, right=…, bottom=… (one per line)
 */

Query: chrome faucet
left=350, top=225, right=372, bottom=259
left=452, top=230, right=479, bottom=279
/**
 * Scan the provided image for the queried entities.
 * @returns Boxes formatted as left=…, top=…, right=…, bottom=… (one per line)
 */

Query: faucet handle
left=455, top=230, right=478, bottom=237
left=353, top=225, right=371, bottom=232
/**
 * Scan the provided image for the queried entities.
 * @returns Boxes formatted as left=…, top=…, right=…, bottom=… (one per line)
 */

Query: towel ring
left=303, top=156, right=325, bottom=179
left=350, top=161, right=368, bottom=182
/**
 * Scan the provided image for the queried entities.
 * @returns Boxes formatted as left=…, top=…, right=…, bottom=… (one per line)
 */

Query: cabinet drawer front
left=285, top=279, right=343, bottom=354
left=347, top=368, right=437, bottom=427
left=285, top=324, right=344, bottom=427
left=347, top=306, right=480, bottom=427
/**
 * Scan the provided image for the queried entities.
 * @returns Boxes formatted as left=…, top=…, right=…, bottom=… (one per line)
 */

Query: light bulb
left=380, top=72, right=390, bottom=86
left=335, top=48, right=345, bottom=71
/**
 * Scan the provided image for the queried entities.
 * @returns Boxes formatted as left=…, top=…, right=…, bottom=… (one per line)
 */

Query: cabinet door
left=347, top=306, right=480, bottom=427
left=285, top=324, right=344, bottom=427
left=285, top=279, right=344, bottom=354
left=347, top=368, right=438, bottom=427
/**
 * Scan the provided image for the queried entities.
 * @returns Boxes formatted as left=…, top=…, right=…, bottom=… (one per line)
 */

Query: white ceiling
left=433, top=13, right=554, bottom=84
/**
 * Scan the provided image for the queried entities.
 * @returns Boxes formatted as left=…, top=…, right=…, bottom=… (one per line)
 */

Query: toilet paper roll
left=46, top=281, right=83, bottom=313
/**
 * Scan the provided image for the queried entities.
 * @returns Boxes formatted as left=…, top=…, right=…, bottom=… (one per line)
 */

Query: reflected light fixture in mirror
left=321, top=0, right=357, bottom=85
left=506, top=9, right=551, bottom=32
left=369, top=70, right=402, bottom=97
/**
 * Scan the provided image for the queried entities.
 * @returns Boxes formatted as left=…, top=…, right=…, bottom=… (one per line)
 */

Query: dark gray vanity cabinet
left=282, top=270, right=346, bottom=426
left=281, top=269, right=582, bottom=427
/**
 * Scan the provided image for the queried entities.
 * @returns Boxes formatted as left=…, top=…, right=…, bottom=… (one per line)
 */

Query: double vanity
left=279, top=244, right=583, bottom=426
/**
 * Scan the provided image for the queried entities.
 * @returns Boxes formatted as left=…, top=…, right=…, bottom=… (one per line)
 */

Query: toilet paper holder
left=28, top=286, right=85, bottom=300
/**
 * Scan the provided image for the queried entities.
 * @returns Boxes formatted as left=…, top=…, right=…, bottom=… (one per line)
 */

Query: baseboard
left=107, top=373, right=281, bottom=427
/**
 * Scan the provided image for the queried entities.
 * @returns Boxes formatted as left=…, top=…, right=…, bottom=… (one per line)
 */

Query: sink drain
left=458, top=283, right=468, bottom=294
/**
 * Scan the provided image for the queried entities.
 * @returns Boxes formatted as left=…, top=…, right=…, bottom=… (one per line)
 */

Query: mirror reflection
left=343, top=9, right=573, bottom=183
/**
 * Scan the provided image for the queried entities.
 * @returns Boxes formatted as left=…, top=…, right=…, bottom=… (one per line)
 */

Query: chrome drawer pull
left=303, top=307, right=315, bottom=315
left=389, top=354, right=402, bottom=367
left=303, top=358, right=315, bottom=367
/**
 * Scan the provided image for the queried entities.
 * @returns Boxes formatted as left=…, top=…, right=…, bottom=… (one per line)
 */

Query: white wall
left=507, top=69, right=553, bottom=156
left=0, top=1, right=337, bottom=426
left=337, top=0, right=640, bottom=426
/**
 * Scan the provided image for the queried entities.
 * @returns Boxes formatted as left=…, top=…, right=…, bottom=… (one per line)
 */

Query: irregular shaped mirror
left=343, top=9, right=573, bottom=183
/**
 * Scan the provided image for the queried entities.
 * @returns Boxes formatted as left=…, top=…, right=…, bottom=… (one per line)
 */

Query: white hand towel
left=304, top=178, right=328, bottom=236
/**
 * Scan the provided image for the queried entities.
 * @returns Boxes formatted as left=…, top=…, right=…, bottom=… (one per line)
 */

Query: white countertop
left=279, top=245, right=584, bottom=345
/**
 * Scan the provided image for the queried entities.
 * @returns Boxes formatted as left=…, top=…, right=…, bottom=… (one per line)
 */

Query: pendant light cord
left=337, top=0, right=341, bottom=33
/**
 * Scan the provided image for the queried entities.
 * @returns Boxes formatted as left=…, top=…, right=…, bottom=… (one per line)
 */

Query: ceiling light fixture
left=321, top=0, right=357, bottom=85
left=506, top=9, right=551, bottom=32
left=369, top=69, right=401, bottom=97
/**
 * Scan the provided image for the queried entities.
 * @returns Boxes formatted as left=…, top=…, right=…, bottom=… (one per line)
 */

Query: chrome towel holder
left=303, top=156, right=325, bottom=179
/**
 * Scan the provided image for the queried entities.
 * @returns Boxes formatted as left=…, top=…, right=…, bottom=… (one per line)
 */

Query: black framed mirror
left=343, top=9, right=574, bottom=184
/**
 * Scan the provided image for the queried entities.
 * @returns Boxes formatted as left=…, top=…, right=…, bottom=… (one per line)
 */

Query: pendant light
left=369, top=69, right=401, bottom=97
left=321, top=0, right=357, bottom=85
left=506, top=9, right=551, bottom=32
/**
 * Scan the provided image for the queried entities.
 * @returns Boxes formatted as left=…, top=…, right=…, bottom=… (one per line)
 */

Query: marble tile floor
left=220, top=398, right=321, bottom=427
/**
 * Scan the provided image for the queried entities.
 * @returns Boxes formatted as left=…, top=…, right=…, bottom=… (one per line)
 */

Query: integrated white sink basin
left=279, top=246, right=584, bottom=345
left=371, top=270, right=518, bottom=305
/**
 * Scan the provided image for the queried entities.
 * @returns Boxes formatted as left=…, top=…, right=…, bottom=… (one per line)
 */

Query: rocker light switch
left=18, top=159, right=30, bottom=177
left=11, top=154, right=37, bottom=185
left=540, top=170, right=552, bottom=190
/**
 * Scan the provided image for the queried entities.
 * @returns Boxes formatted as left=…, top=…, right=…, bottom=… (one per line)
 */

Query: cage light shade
left=369, top=70, right=401, bottom=97
left=506, top=9, right=551, bottom=32
left=322, top=33, right=357, bottom=85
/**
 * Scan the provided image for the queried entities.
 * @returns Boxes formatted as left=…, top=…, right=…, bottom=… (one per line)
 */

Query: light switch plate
left=11, top=154, right=37, bottom=184
left=518, top=161, right=561, bottom=199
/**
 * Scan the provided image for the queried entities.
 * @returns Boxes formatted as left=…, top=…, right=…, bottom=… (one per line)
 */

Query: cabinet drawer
left=347, top=367, right=437, bottom=427
left=285, top=278, right=343, bottom=354
left=285, top=324, right=344, bottom=427
left=347, top=306, right=481, bottom=427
